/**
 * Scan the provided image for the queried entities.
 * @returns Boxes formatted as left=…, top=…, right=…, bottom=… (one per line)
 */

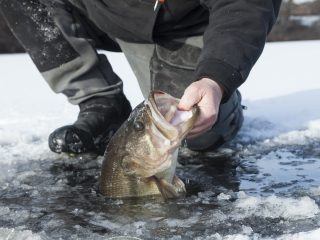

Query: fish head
left=119, top=90, right=199, bottom=177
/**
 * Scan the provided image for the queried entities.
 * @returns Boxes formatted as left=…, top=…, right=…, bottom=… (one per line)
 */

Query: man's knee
left=186, top=90, right=244, bottom=151
left=150, top=39, right=202, bottom=98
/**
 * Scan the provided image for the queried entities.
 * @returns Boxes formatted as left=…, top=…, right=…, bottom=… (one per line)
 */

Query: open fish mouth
left=147, top=90, right=199, bottom=141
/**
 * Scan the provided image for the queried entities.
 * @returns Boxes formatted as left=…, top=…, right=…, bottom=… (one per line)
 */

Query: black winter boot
left=48, top=93, right=132, bottom=156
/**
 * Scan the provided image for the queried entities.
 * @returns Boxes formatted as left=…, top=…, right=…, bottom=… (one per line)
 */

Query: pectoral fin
left=154, top=175, right=186, bottom=199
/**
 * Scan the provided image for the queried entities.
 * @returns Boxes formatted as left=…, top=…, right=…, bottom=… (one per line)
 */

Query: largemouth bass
left=99, top=91, right=199, bottom=199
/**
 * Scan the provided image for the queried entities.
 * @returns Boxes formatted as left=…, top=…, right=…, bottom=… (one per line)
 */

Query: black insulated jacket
left=68, top=0, right=281, bottom=98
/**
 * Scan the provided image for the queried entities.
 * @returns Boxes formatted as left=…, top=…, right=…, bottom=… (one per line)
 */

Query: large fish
left=99, top=91, right=199, bottom=199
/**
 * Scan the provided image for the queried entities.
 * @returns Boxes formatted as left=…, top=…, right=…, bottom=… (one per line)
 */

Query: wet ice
left=1, top=120, right=320, bottom=239
left=1, top=41, right=320, bottom=239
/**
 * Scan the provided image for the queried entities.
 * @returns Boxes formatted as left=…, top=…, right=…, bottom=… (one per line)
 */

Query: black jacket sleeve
left=195, top=0, right=282, bottom=100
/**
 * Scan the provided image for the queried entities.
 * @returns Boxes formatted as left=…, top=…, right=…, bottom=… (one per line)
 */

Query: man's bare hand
left=178, top=78, right=224, bottom=138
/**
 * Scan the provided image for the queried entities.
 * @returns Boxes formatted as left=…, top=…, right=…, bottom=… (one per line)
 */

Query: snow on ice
left=283, top=0, right=317, bottom=4
left=0, top=40, right=320, bottom=239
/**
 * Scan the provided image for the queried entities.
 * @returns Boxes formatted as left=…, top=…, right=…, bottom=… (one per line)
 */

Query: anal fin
left=154, top=175, right=186, bottom=199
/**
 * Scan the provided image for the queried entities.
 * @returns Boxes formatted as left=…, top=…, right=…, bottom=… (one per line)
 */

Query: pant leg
left=117, top=36, right=243, bottom=151
left=116, top=39, right=155, bottom=98
left=117, top=36, right=204, bottom=98
left=0, top=0, right=123, bottom=105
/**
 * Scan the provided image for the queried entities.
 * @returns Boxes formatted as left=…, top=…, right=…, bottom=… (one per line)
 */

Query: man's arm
left=180, top=0, right=282, bottom=137
left=195, top=0, right=281, bottom=100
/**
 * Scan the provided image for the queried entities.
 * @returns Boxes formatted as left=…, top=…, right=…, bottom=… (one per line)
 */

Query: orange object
left=154, top=0, right=166, bottom=11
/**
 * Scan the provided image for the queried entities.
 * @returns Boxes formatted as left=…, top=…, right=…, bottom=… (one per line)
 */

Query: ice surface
left=292, top=0, right=316, bottom=4
left=199, top=228, right=320, bottom=240
left=240, top=41, right=320, bottom=101
left=283, top=0, right=316, bottom=5
left=290, top=15, right=320, bottom=27
left=233, top=193, right=319, bottom=220
left=1, top=41, right=320, bottom=239
left=276, top=228, right=320, bottom=240
left=0, top=228, right=43, bottom=240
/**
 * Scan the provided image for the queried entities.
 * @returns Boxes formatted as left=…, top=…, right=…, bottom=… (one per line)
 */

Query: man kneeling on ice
left=1, top=0, right=281, bottom=155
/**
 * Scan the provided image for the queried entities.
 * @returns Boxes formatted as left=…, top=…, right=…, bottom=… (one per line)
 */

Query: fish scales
left=100, top=91, right=199, bottom=199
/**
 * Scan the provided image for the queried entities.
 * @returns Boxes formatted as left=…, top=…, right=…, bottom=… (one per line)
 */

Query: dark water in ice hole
left=1, top=137, right=320, bottom=239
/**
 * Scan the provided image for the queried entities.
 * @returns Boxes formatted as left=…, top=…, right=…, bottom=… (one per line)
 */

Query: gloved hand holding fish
left=100, top=91, right=199, bottom=199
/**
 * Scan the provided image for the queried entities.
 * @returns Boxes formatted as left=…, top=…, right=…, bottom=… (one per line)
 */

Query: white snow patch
left=283, top=0, right=316, bottom=4
left=292, top=0, right=316, bottom=4
left=240, top=41, right=320, bottom=101
left=165, top=215, right=200, bottom=228
left=0, top=228, right=44, bottom=240
left=90, top=219, right=122, bottom=230
left=0, top=208, right=39, bottom=225
left=276, top=228, right=320, bottom=240
left=0, top=206, right=10, bottom=215
left=195, top=232, right=256, bottom=240
left=233, top=192, right=319, bottom=220
left=217, top=193, right=232, bottom=201
left=243, top=89, right=320, bottom=135
left=196, top=228, right=320, bottom=240
left=267, top=119, right=320, bottom=145
left=290, top=15, right=320, bottom=26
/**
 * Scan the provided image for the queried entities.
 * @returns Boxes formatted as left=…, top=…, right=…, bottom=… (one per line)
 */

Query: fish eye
left=133, top=121, right=145, bottom=131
